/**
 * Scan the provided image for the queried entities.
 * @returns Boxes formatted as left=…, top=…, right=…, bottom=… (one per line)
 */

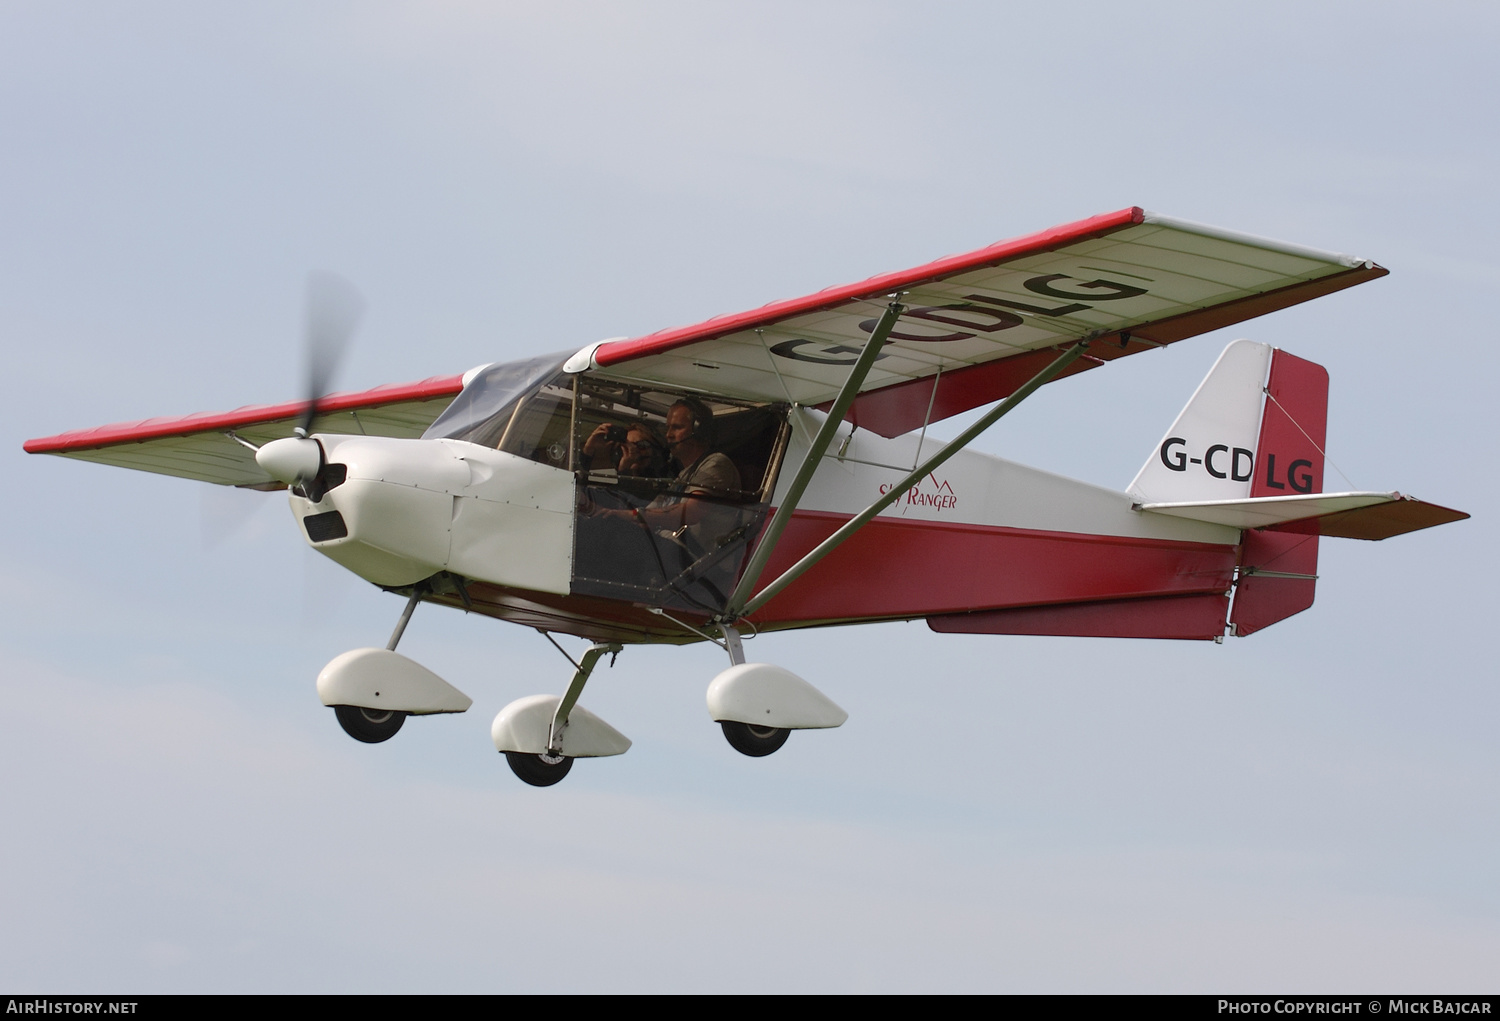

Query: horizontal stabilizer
left=1139, top=492, right=1468, bottom=540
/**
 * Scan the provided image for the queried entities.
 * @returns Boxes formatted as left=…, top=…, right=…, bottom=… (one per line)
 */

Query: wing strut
left=723, top=299, right=908, bottom=616
left=730, top=339, right=1091, bottom=620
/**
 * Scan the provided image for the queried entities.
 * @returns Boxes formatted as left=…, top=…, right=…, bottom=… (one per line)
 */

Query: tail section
left=930, top=339, right=1464, bottom=644
left=1129, top=339, right=1329, bottom=636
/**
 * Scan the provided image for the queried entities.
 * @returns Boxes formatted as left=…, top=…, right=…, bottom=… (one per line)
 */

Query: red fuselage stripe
left=749, top=509, right=1237, bottom=625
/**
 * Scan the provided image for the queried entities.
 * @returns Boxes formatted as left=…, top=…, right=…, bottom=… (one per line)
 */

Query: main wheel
left=505, top=750, right=575, bottom=787
left=333, top=705, right=407, bottom=744
left=720, top=720, right=790, bottom=757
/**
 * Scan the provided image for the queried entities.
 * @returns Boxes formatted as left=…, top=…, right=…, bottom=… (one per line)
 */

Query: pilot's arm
left=604, top=453, right=740, bottom=531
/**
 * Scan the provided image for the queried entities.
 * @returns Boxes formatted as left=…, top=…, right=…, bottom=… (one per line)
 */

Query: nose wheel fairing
left=489, top=693, right=631, bottom=759
left=316, top=648, right=473, bottom=716
left=491, top=642, right=631, bottom=787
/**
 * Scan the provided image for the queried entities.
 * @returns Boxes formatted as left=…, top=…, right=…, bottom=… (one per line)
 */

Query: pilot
left=594, top=398, right=741, bottom=536
left=652, top=397, right=742, bottom=517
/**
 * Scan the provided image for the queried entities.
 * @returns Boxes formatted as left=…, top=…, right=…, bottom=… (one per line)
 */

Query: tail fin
left=1128, top=340, right=1329, bottom=636
left=1127, top=339, right=1274, bottom=505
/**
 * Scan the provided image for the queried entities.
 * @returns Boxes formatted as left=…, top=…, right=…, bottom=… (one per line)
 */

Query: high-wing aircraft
left=25, top=207, right=1468, bottom=787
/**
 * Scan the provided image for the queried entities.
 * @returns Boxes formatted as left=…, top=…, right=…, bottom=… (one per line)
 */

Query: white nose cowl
left=256, top=436, right=322, bottom=484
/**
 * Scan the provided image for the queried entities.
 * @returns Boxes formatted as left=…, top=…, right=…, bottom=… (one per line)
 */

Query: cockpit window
left=430, top=357, right=793, bottom=615
left=569, top=378, right=790, bottom=615
left=572, top=378, right=787, bottom=502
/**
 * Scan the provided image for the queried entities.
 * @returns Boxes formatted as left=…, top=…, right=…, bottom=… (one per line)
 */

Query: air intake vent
left=293, top=463, right=348, bottom=503
left=304, top=510, right=348, bottom=543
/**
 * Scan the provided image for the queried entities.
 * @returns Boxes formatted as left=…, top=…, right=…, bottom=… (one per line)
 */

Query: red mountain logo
left=879, top=473, right=958, bottom=512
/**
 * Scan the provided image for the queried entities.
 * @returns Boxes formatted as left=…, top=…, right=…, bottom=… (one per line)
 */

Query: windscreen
left=422, top=351, right=571, bottom=445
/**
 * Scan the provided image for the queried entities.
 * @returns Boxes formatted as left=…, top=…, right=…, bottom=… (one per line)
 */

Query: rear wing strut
left=722, top=331, right=1090, bottom=622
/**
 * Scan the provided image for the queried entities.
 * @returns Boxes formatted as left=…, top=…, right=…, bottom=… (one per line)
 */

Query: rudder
left=1230, top=349, right=1328, bottom=636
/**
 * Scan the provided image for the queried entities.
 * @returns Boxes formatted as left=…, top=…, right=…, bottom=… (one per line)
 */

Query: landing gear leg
left=386, top=586, right=423, bottom=651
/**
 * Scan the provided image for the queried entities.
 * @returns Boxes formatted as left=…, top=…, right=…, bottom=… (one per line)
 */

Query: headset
left=672, top=397, right=715, bottom=445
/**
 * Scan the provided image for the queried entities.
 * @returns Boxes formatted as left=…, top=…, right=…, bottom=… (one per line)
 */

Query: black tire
left=720, top=720, right=790, bottom=758
left=333, top=704, right=407, bottom=744
left=505, top=750, right=575, bottom=787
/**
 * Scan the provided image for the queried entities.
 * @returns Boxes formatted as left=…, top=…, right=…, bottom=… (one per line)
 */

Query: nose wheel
left=334, top=705, right=407, bottom=744
left=720, top=720, right=790, bottom=757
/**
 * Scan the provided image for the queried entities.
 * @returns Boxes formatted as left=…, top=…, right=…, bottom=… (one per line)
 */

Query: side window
left=573, top=387, right=673, bottom=490
left=570, top=379, right=790, bottom=614
left=496, top=382, right=574, bottom=468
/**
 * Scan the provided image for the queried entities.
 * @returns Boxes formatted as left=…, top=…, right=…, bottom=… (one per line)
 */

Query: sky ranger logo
left=880, top=474, right=958, bottom=512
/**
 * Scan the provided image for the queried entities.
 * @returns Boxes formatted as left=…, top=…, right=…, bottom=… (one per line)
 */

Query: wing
left=575, top=207, right=1387, bottom=437
left=24, top=374, right=464, bottom=487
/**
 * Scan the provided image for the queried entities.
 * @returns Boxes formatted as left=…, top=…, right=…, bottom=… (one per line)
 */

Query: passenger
left=620, top=423, right=670, bottom=479
left=582, top=421, right=670, bottom=478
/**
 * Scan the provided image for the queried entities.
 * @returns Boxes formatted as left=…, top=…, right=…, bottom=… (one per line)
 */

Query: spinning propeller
left=256, top=273, right=365, bottom=486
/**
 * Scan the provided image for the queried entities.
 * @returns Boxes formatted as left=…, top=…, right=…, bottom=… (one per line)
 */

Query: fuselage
left=287, top=406, right=1241, bottom=643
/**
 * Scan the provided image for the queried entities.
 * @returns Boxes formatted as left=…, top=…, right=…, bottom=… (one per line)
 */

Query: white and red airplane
left=25, top=207, right=1467, bottom=786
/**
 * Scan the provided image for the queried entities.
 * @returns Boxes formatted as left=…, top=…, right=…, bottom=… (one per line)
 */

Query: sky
left=2, top=0, right=1497, bottom=993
